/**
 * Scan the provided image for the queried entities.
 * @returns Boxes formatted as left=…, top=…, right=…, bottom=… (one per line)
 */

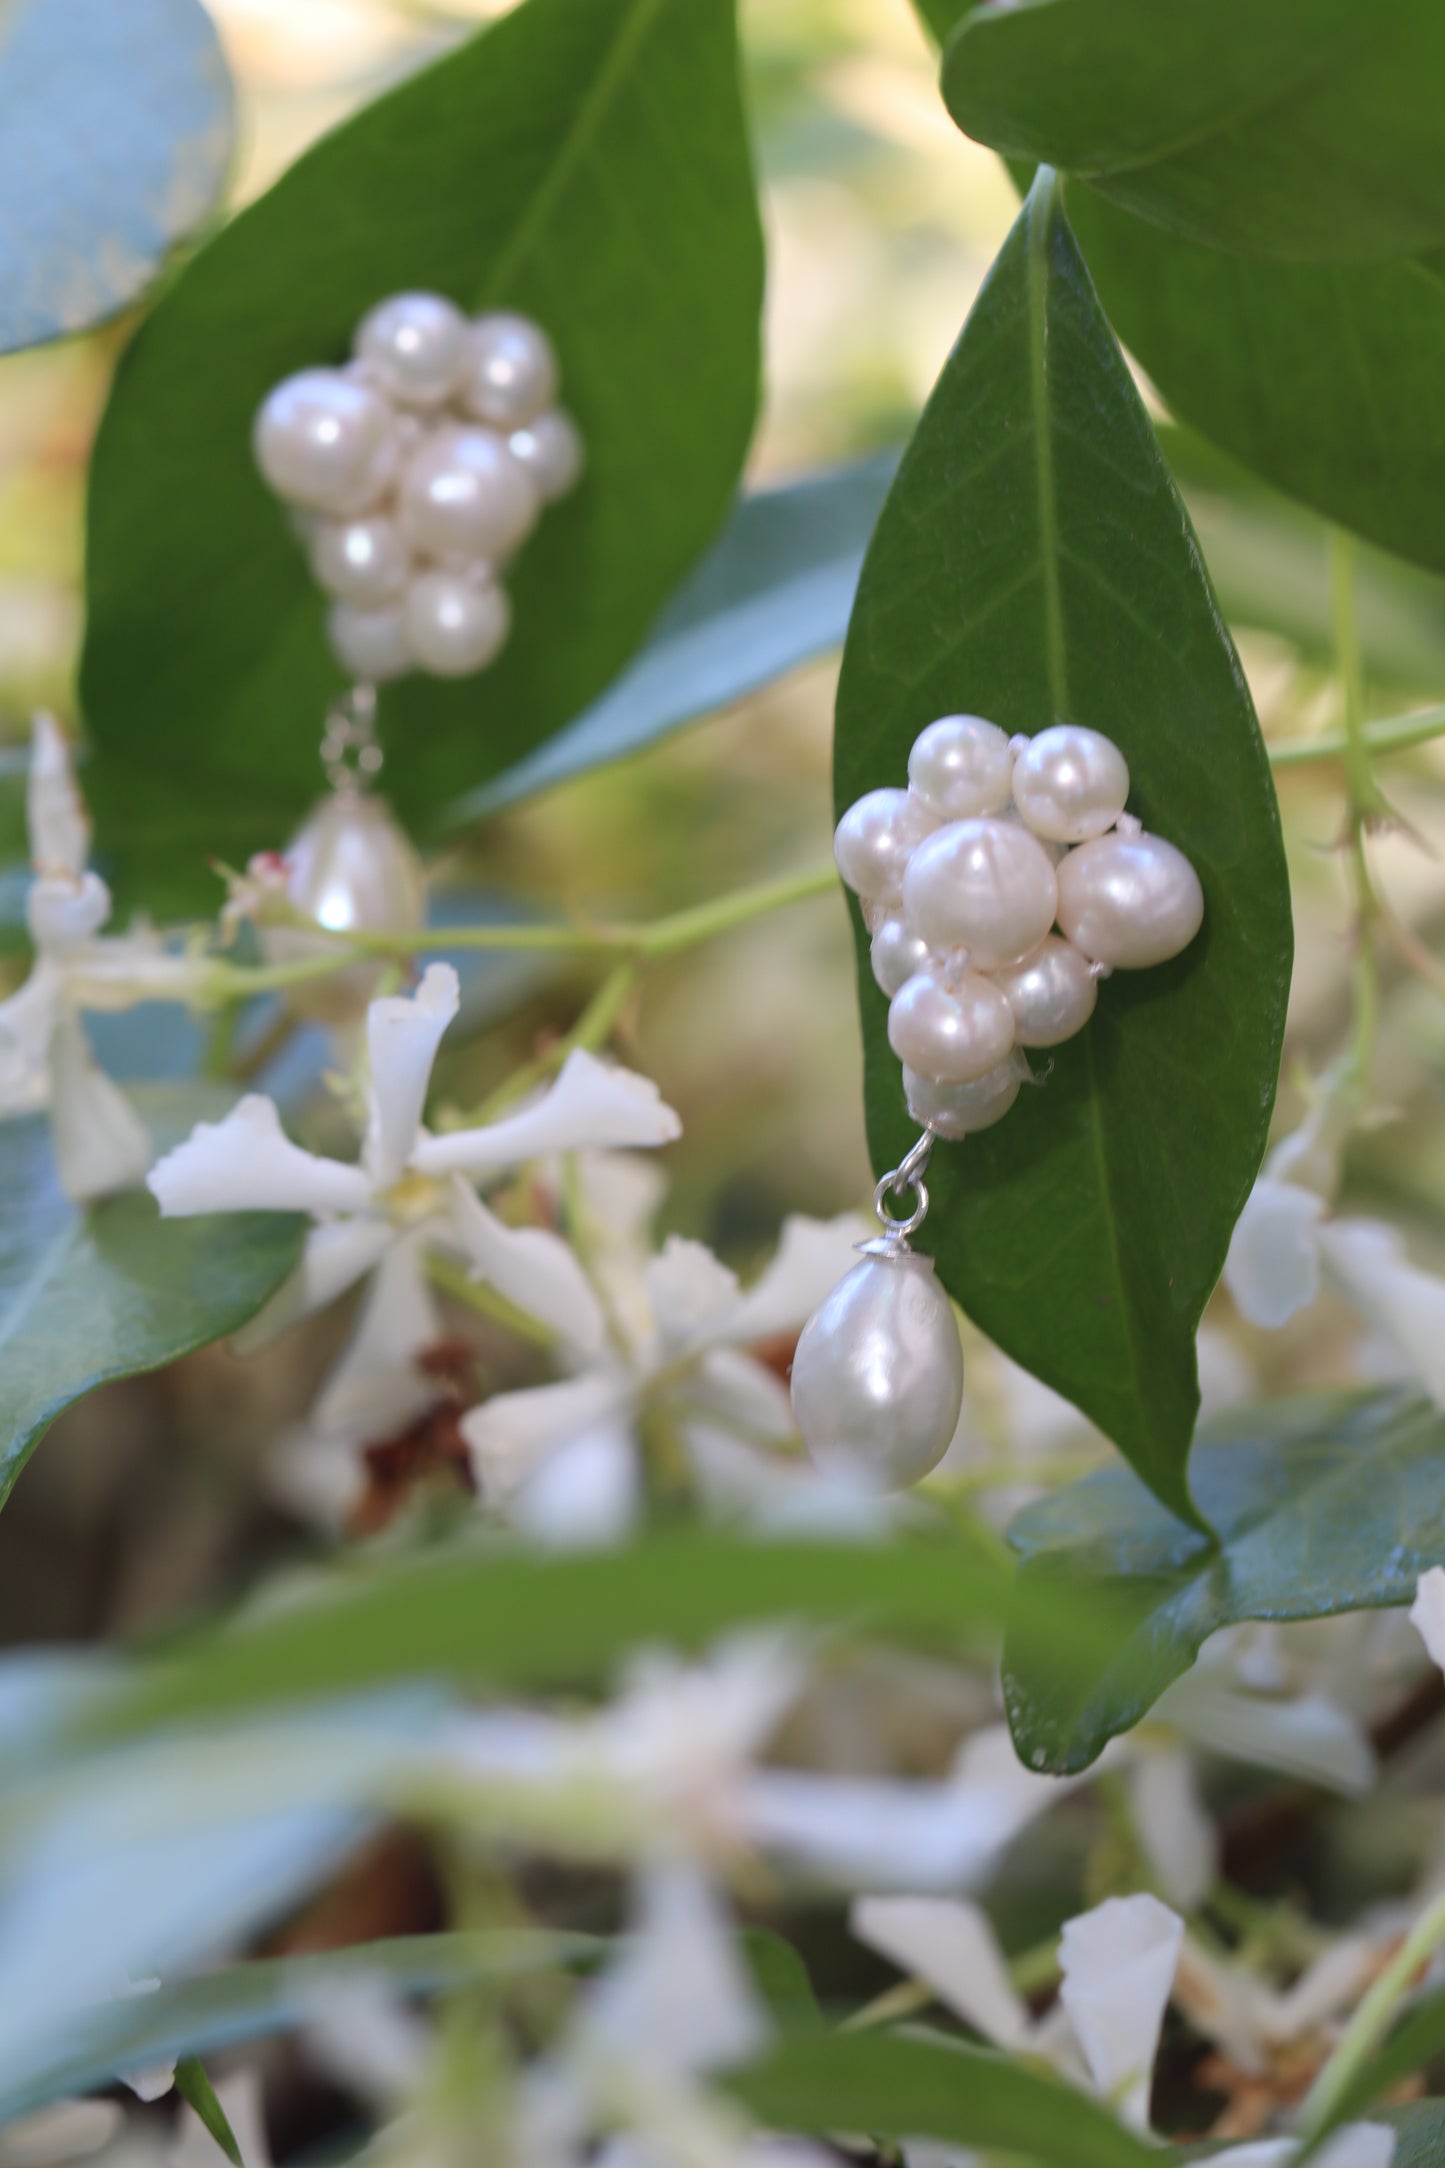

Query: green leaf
left=1000, top=1386, right=1444, bottom=1775
left=727, top=2031, right=1155, bottom=2168
left=940, top=0, right=1445, bottom=264
left=0, top=0, right=232, bottom=355
left=0, top=1088, right=304, bottom=1509
left=1385, top=2105, right=1445, bottom=2168
left=173, top=2060, right=242, bottom=2168
left=447, top=454, right=897, bottom=825
left=81, top=0, right=764, bottom=915
left=836, top=174, right=1290, bottom=1525
left=740, top=1928, right=824, bottom=2035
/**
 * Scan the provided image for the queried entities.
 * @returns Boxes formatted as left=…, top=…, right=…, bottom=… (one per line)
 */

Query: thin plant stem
left=1328, top=529, right=1382, bottom=1106
left=1269, top=702, right=1445, bottom=770
left=1296, top=1884, right=1445, bottom=2148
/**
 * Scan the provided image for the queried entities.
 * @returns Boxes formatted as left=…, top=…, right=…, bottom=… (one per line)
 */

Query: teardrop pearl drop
left=790, top=1250, right=963, bottom=1490
left=262, top=791, right=428, bottom=1024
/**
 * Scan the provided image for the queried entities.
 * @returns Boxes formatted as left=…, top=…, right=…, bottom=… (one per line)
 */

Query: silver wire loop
left=872, top=1127, right=936, bottom=1239
left=321, top=682, right=383, bottom=792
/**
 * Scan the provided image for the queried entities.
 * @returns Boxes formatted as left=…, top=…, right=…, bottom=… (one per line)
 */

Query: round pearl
left=508, top=409, right=584, bottom=502
left=834, top=788, right=937, bottom=906
left=790, top=1252, right=963, bottom=1491
left=904, top=1058, right=1021, bottom=1138
left=397, top=426, right=540, bottom=563
left=887, top=968, right=1014, bottom=1084
left=308, top=514, right=409, bottom=608
left=1012, top=725, right=1130, bottom=843
left=253, top=369, right=396, bottom=515
left=327, top=600, right=410, bottom=682
left=870, top=915, right=934, bottom=998
left=354, top=291, right=469, bottom=407
left=463, top=312, right=559, bottom=429
left=263, top=791, right=427, bottom=1025
left=908, top=715, right=1014, bottom=820
left=993, top=935, right=1098, bottom=1047
left=403, top=570, right=511, bottom=677
left=1056, top=831, right=1204, bottom=968
left=901, top=817, right=1058, bottom=970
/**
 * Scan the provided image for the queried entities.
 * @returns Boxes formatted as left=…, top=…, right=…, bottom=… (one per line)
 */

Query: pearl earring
left=791, top=714, right=1204, bottom=1492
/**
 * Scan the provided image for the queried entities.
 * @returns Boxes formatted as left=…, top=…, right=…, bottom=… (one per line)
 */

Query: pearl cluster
left=835, top=717, right=1204, bottom=1136
left=253, top=294, right=583, bottom=682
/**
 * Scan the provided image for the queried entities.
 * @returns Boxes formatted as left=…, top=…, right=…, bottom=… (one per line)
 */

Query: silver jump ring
left=873, top=1169, right=930, bottom=1237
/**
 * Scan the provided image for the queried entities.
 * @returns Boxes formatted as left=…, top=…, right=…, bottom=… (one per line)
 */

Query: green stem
left=1296, top=1885, right=1445, bottom=2149
left=1268, top=702, right=1445, bottom=770
left=1327, top=528, right=1382, bottom=1106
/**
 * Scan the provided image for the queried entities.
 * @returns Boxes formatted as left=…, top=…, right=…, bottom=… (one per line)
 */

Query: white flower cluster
left=834, top=715, right=1205, bottom=1137
left=253, top=292, right=583, bottom=683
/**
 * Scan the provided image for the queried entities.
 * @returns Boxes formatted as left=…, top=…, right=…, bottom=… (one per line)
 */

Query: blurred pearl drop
left=327, top=600, right=411, bottom=682
left=404, top=571, right=511, bottom=677
left=508, top=410, right=584, bottom=502
left=397, top=425, right=540, bottom=562
left=263, top=791, right=427, bottom=1024
left=791, top=1251, right=963, bottom=1490
left=253, top=369, right=396, bottom=515
left=902, top=817, right=1058, bottom=969
left=904, top=1059, right=1022, bottom=1138
left=870, top=915, right=934, bottom=997
left=993, top=935, right=1098, bottom=1046
left=887, top=969, right=1014, bottom=1084
left=354, top=292, right=469, bottom=407
left=834, top=788, right=937, bottom=906
left=908, top=715, right=1015, bottom=820
left=1057, top=831, right=1204, bottom=967
left=464, top=312, right=560, bottom=428
left=1012, top=725, right=1130, bottom=843
left=309, top=515, right=409, bottom=607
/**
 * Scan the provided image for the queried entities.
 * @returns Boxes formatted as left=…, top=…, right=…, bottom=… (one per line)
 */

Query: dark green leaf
left=836, top=174, right=1290, bottom=1524
left=0, top=1088, right=304, bottom=1509
left=1001, top=1386, right=1443, bottom=1774
left=447, top=455, right=897, bottom=826
left=0, top=0, right=232, bottom=355
left=82, top=0, right=764, bottom=915
left=1383, top=2104, right=1445, bottom=2168
left=727, top=2031, right=1155, bottom=2168
left=174, top=2060, right=241, bottom=2167
left=740, top=1928, right=824, bottom=2035
left=940, top=0, right=1445, bottom=263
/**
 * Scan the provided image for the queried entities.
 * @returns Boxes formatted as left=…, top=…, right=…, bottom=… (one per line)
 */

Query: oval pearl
left=397, top=426, right=540, bottom=564
left=508, top=409, right=584, bottom=502
left=870, top=915, right=934, bottom=997
left=902, top=817, right=1058, bottom=970
left=993, top=935, right=1098, bottom=1047
left=1056, top=831, right=1204, bottom=968
left=463, top=312, right=560, bottom=429
left=904, top=1058, right=1021, bottom=1138
left=834, top=788, right=937, bottom=906
left=791, top=1252, right=963, bottom=1491
left=887, top=968, right=1014, bottom=1084
left=354, top=291, right=469, bottom=408
left=327, top=600, right=410, bottom=682
left=1012, top=725, right=1130, bottom=843
left=908, top=714, right=1014, bottom=821
left=308, top=514, right=410, bottom=607
left=263, top=791, right=428, bottom=1024
left=403, top=570, right=511, bottom=677
left=253, top=369, right=396, bottom=516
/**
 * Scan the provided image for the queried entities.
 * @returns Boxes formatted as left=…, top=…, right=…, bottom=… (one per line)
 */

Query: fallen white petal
left=722, top=1213, right=872, bottom=1345
left=311, top=1230, right=446, bottom=1438
left=232, top=1214, right=394, bottom=1355
left=48, top=1009, right=151, bottom=1202
left=148, top=1094, right=373, bottom=1218
left=27, top=714, right=90, bottom=880
left=1410, top=1565, right=1445, bottom=1673
left=851, top=1895, right=1031, bottom=2050
left=1222, top=1177, right=1325, bottom=1329
left=1319, top=1216, right=1445, bottom=1407
left=1125, top=1745, right=1216, bottom=1911
left=1057, top=1893, right=1183, bottom=2131
left=362, top=962, right=459, bottom=1191
left=448, top=1179, right=607, bottom=1354
left=412, top=1049, right=681, bottom=1178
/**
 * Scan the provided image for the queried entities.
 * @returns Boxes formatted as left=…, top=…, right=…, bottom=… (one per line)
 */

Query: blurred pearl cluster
left=835, top=717, right=1204, bottom=1137
left=253, top=293, right=583, bottom=682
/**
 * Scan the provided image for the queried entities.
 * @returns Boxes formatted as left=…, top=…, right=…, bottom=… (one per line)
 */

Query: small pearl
left=992, top=934, right=1098, bottom=1047
left=790, top=1251, right=963, bottom=1490
left=908, top=715, right=1014, bottom=820
left=1056, top=830, right=1204, bottom=968
left=354, top=292, right=469, bottom=407
left=327, top=600, right=410, bottom=682
left=397, top=426, right=540, bottom=563
left=870, top=915, right=934, bottom=997
left=904, top=1057, right=1021, bottom=1138
left=403, top=569, right=511, bottom=677
left=308, top=514, right=409, bottom=607
left=463, top=312, right=560, bottom=428
left=1012, top=724, right=1130, bottom=843
left=253, top=369, right=396, bottom=515
left=264, top=791, right=427, bottom=1024
left=887, top=968, right=1014, bottom=1084
left=508, top=410, right=584, bottom=502
left=834, top=788, right=937, bottom=906
left=902, top=817, right=1058, bottom=970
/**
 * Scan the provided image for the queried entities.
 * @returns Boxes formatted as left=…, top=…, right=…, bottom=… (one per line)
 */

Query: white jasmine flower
left=148, top=963, right=681, bottom=1429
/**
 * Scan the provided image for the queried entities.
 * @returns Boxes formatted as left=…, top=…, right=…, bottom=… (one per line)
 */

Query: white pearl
left=308, top=515, right=409, bottom=607
left=327, top=601, right=410, bottom=682
left=397, top=426, right=540, bottom=563
left=508, top=409, right=584, bottom=501
left=463, top=312, right=559, bottom=428
left=403, top=570, right=511, bottom=677
left=253, top=369, right=396, bottom=515
left=870, top=915, right=934, bottom=997
left=1012, top=724, right=1130, bottom=843
left=992, top=935, right=1098, bottom=1047
left=791, top=1251, right=963, bottom=1490
left=354, top=291, right=469, bottom=407
left=887, top=968, right=1014, bottom=1084
left=908, top=715, right=1014, bottom=820
left=902, top=817, right=1058, bottom=970
left=1056, top=831, right=1204, bottom=968
left=263, top=791, right=427, bottom=1024
left=904, top=1058, right=1021, bottom=1138
left=834, top=788, right=937, bottom=906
